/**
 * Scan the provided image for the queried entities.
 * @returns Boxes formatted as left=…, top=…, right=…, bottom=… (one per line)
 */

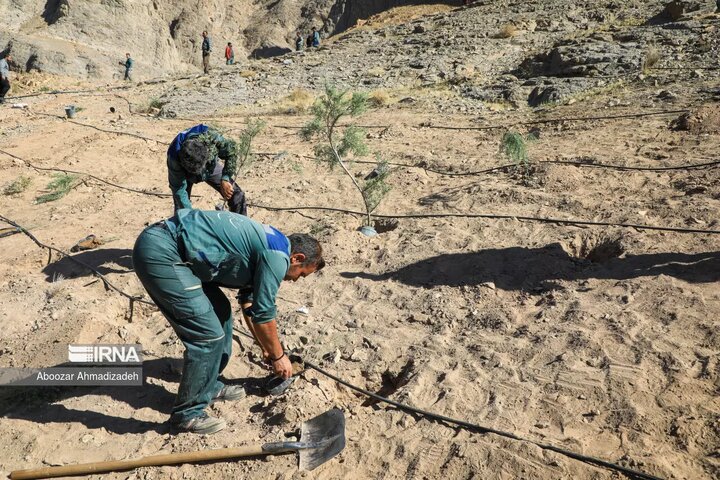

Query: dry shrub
left=239, top=70, right=257, bottom=78
left=136, top=97, right=166, bottom=114
left=495, top=24, right=518, bottom=38
left=283, top=88, right=315, bottom=113
left=368, top=89, right=390, bottom=107
left=643, top=46, right=662, bottom=72
left=3, top=176, right=32, bottom=195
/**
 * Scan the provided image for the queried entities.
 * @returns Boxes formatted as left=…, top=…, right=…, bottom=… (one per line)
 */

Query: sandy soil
left=0, top=54, right=719, bottom=480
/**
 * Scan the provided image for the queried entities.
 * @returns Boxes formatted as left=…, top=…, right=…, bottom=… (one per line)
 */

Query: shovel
left=10, top=409, right=345, bottom=480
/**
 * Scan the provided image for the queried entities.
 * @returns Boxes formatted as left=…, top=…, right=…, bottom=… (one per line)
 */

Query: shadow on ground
left=42, top=248, right=134, bottom=281
left=0, top=358, right=267, bottom=435
left=341, top=243, right=720, bottom=290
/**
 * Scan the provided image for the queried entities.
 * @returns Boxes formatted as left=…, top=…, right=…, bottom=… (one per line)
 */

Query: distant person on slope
left=167, top=124, right=248, bottom=215
left=0, top=53, right=12, bottom=104
left=312, top=26, right=321, bottom=47
left=225, top=42, right=234, bottom=65
left=295, top=32, right=304, bottom=51
left=202, top=31, right=212, bottom=74
left=118, top=53, right=133, bottom=81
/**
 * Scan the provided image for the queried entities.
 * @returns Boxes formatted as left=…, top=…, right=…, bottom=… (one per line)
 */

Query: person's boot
left=171, top=412, right=226, bottom=434
left=212, top=384, right=246, bottom=403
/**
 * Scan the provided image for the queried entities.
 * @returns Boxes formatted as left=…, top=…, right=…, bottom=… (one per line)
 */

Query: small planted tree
left=301, top=85, right=391, bottom=232
left=234, top=119, right=266, bottom=174
left=500, top=131, right=535, bottom=185
left=213, top=119, right=264, bottom=211
left=3, top=175, right=32, bottom=196
left=35, top=173, right=79, bottom=204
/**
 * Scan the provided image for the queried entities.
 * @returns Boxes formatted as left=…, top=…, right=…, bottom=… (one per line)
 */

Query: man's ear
left=290, top=253, right=306, bottom=265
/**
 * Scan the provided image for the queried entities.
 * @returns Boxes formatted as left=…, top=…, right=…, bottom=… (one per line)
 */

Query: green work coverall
left=133, top=209, right=290, bottom=423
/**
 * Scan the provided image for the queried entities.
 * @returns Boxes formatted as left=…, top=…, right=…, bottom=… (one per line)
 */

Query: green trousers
left=133, top=223, right=233, bottom=423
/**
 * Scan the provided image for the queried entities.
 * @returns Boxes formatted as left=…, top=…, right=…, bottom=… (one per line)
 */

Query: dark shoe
left=171, top=412, right=226, bottom=434
left=212, top=384, right=246, bottom=403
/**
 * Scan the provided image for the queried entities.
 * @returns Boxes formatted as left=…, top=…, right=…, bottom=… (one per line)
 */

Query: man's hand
left=272, top=354, right=293, bottom=379
left=220, top=180, right=234, bottom=200
left=253, top=320, right=289, bottom=377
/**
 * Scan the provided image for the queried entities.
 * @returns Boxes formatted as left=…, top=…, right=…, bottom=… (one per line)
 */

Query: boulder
left=659, top=1, right=704, bottom=21
left=517, top=38, right=645, bottom=78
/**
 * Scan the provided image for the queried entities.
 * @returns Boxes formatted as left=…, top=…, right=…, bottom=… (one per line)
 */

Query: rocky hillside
left=1, top=0, right=448, bottom=80
left=153, top=0, right=720, bottom=117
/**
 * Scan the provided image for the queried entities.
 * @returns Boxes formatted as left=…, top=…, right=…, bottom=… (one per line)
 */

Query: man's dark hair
left=178, top=138, right=211, bottom=176
left=289, top=233, right=324, bottom=270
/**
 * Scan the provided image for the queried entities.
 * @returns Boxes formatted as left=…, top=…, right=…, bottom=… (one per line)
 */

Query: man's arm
left=168, top=155, right=193, bottom=210
left=242, top=250, right=291, bottom=377
left=254, top=320, right=292, bottom=378
left=240, top=303, right=292, bottom=378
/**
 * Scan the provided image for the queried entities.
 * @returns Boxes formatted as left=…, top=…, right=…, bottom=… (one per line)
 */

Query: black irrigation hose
left=304, top=360, right=663, bottom=480
left=13, top=105, right=720, bottom=176
left=4, top=73, right=200, bottom=101
left=30, top=112, right=169, bottom=145
left=250, top=203, right=720, bottom=235
left=0, top=148, right=176, bottom=198
left=418, top=158, right=720, bottom=176
left=272, top=152, right=720, bottom=176
left=229, top=324, right=661, bottom=480
left=272, top=124, right=389, bottom=130
left=0, top=215, right=154, bottom=312
left=422, top=109, right=691, bottom=131
left=540, top=158, right=720, bottom=173
left=264, top=107, right=687, bottom=132
left=10, top=86, right=698, bottom=139
left=5, top=86, right=130, bottom=101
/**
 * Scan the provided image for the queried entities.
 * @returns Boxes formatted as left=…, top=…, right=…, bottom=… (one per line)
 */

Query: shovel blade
left=298, top=408, right=346, bottom=471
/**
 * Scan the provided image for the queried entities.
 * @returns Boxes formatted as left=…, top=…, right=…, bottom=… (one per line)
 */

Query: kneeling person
left=133, top=209, right=324, bottom=434
left=168, top=124, right=248, bottom=215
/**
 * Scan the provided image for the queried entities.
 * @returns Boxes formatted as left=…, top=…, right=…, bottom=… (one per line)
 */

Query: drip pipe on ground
left=250, top=204, right=720, bottom=235
left=30, top=112, right=169, bottom=144
left=303, top=359, right=663, bottom=480
left=0, top=149, right=176, bottom=198
left=421, top=109, right=691, bottom=131
left=258, top=152, right=720, bottom=175
left=0, top=215, right=153, bottom=311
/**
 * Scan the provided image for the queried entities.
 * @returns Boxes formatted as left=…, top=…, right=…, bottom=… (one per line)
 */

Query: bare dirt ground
left=1, top=12, right=720, bottom=480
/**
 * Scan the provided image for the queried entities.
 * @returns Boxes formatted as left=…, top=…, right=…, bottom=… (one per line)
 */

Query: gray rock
left=518, top=39, right=645, bottom=78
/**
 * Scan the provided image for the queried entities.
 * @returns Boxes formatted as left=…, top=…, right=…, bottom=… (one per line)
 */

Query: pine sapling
left=235, top=119, right=266, bottom=173
left=301, top=85, right=391, bottom=229
left=215, top=120, right=264, bottom=211
left=35, top=173, right=80, bottom=204
left=362, top=158, right=392, bottom=216
left=500, top=131, right=534, bottom=185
